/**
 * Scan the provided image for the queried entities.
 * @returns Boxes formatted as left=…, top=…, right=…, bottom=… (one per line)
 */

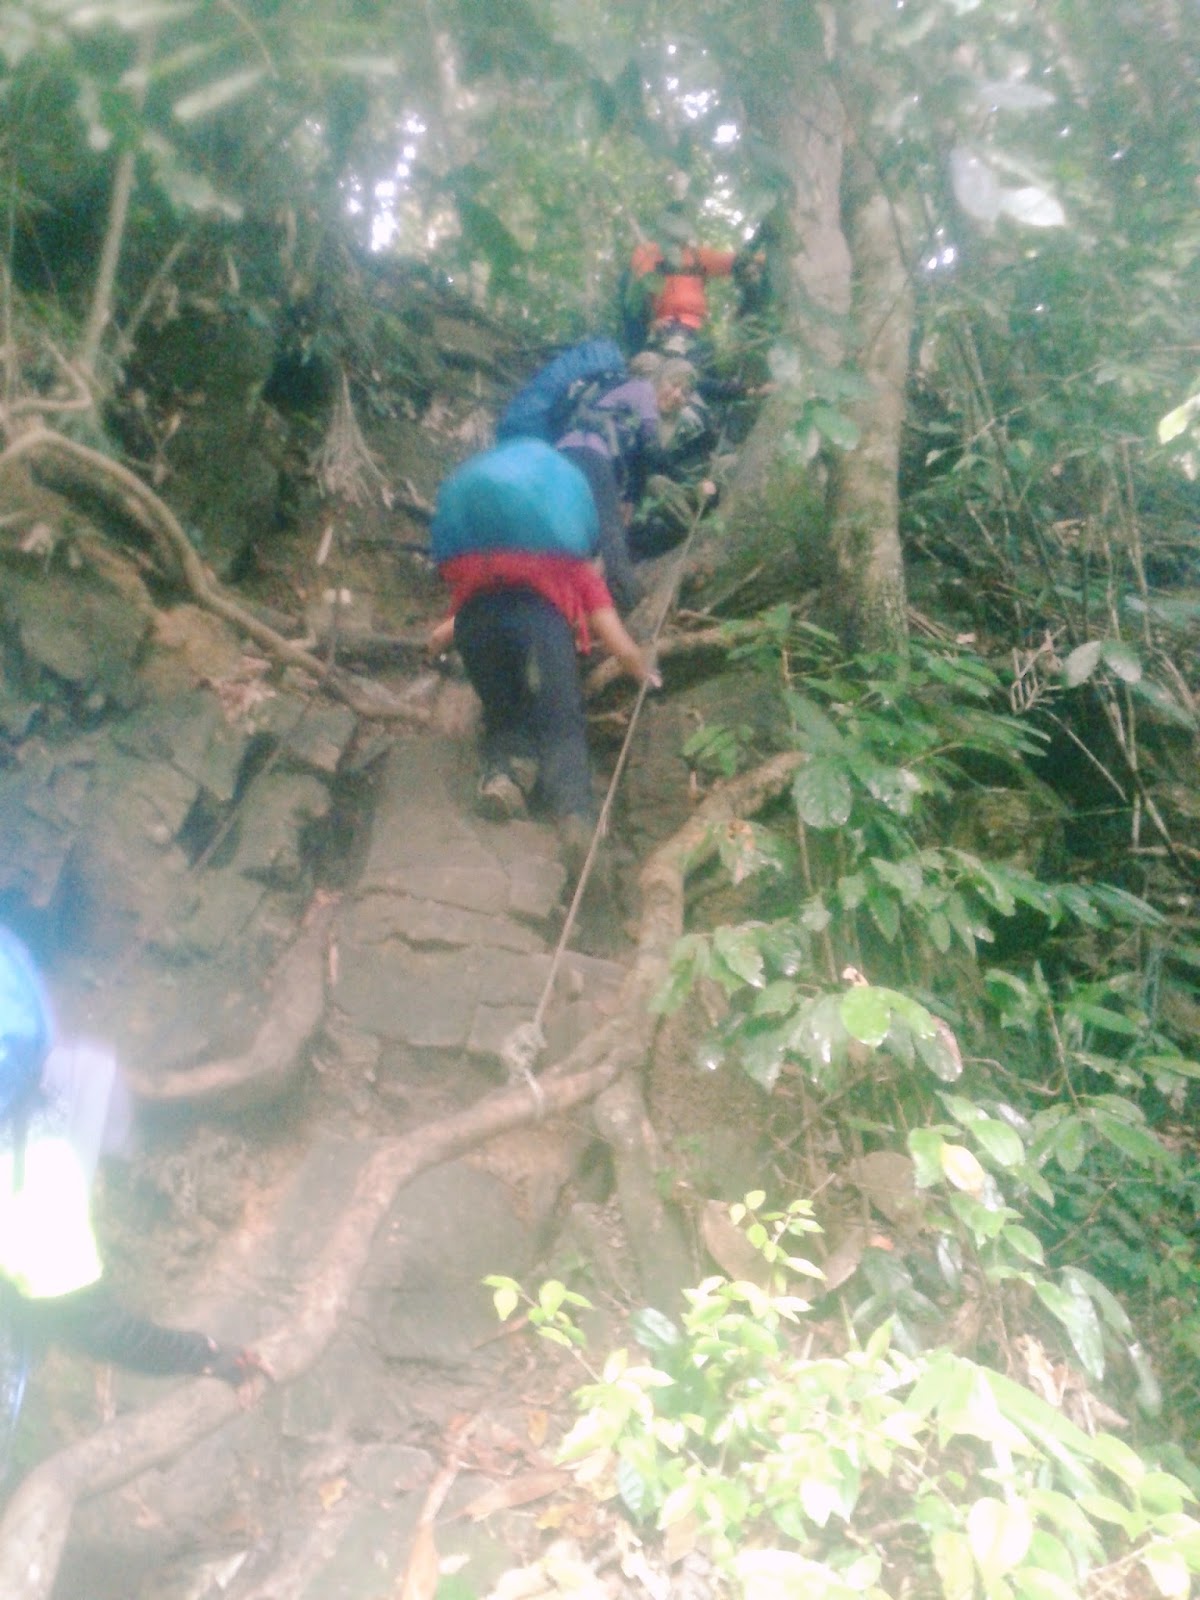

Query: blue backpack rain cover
left=495, top=337, right=627, bottom=443
left=430, top=438, right=600, bottom=565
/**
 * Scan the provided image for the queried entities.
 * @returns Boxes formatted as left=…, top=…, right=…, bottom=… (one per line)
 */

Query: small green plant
left=487, top=1194, right=1200, bottom=1600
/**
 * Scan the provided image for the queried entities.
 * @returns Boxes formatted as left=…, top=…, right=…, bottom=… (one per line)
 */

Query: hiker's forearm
left=590, top=607, right=658, bottom=684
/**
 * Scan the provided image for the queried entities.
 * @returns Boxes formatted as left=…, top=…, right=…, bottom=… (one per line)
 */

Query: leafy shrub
left=488, top=1194, right=1200, bottom=1600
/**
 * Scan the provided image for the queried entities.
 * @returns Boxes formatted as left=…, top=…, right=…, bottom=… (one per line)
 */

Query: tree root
left=589, top=749, right=807, bottom=1306
left=0, top=1050, right=622, bottom=1598
left=124, top=902, right=336, bottom=1111
left=0, top=426, right=428, bottom=724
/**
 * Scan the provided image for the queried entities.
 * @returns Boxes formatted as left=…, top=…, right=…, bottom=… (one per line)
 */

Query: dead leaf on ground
left=846, top=1151, right=925, bottom=1229
left=460, top=1470, right=571, bottom=1522
left=819, top=1219, right=870, bottom=1292
left=526, top=1408, right=549, bottom=1448
left=700, top=1198, right=771, bottom=1286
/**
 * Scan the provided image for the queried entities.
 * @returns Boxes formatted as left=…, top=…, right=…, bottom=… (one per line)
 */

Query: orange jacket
left=630, top=242, right=738, bottom=330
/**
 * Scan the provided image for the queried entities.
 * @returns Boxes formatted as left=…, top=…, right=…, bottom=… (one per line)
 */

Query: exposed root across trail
left=0, top=426, right=428, bottom=724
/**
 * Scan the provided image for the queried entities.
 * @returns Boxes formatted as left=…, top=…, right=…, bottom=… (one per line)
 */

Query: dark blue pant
left=455, top=589, right=594, bottom=820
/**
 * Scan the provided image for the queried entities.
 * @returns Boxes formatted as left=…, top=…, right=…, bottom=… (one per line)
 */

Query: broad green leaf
left=1140, top=1547, right=1191, bottom=1598
left=983, top=1370, right=1100, bottom=1484
left=788, top=994, right=849, bottom=1082
left=942, top=1144, right=987, bottom=1196
left=792, top=759, right=854, bottom=828
left=867, top=887, right=901, bottom=943
left=1002, top=1226, right=1045, bottom=1265
left=916, top=1024, right=965, bottom=1082
left=1063, top=641, right=1103, bottom=687
left=713, top=926, right=766, bottom=990
left=885, top=991, right=939, bottom=1036
left=754, top=980, right=799, bottom=1017
left=1050, top=1115, right=1088, bottom=1173
left=837, top=873, right=868, bottom=911
left=800, top=1473, right=843, bottom=1528
left=1137, top=1471, right=1190, bottom=1515
left=786, top=695, right=845, bottom=752
left=945, top=892, right=979, bottom=956
left=909, top=1128, right=948, bottom=1188
left=1012, top=1570, right=1083, bottom=1600
left=1128, top=677, right=1198, bottom=729
left=631, top=1307, right=682, bottom=1355
left=1101, top=641, right=1142, bottom=683
left=871, top=856, right=926, bottom=903
left=1036, top=1280, right=1104, bottom=1381
left=1157, top=391, right=1200, bottom=444
left=1087, top=1108, right=1173, bottom=1167
left=859, top=761, right=924, bottom=815
left=999, top=184, right=1066, bottom=228
left=658, top=1481, right=698, bottom=1528
left=968, top=1496, right=1033, bottom=1578
left=1067, top=1001, right=1142, bottom=1037
left=973, top=1118, right=1025, bottom=1167
left=739, top=1023, right=791, bottom=1091
left=932, top=1528, right=976, bottom=1600
left=538, top=1279, right=568, bottom=1316
left=1077, top=1493, right=1137, bottom=1534
left=617, top=1457, right=650, bottom=1520
left=1061, top=1268, right=1132, bottom=1338
left=1086, top=1432, right=1145, bottom=1487
left=840, top=985, right=893, bottom=1047
left=1139, top=1056, right=1200, bottom=1081
left=489, top=1282, right=519, bottom=1321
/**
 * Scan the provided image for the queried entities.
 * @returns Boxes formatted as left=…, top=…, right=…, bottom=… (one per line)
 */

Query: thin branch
left=80, top=29, right=157, bottom=380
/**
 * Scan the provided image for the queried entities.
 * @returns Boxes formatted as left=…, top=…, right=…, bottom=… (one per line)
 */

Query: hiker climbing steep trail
left=494, top=335, right=698, bottom=614
left=627, top=203, right=739, bottom=358
left=555, top=354, right=697, bottom=614
left=0, top=926, right=267, bottom=1474
left=428, top=437, right=660, bottom=901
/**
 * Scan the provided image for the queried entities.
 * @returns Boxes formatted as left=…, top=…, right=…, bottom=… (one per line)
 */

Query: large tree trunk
left=827, top=146, right=914, bottom=652
left=685, top=24, right=851, bottom=615
left=684, top=16, right=914, bottom=653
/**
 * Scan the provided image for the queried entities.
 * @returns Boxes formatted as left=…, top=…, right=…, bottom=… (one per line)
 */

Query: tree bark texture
left=827, top=145, right=915, bottom=653
left=687, top=23, right=852, bottom=615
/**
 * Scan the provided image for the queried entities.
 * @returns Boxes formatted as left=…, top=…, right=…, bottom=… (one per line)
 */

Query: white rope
left=501, top=503, right=707, bottom=1095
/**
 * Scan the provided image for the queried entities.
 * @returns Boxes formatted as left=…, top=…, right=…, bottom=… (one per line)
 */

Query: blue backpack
left=431, top=438, right=600, bottom=565
left=496, top=337, right=627, bottom=443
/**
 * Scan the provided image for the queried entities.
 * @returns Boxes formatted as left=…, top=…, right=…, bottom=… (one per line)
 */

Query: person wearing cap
left=0, top=926, right=265, bottom=1402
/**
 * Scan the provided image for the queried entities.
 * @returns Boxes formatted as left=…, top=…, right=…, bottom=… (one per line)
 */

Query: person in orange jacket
left=629, top=220, right=739, bottom=343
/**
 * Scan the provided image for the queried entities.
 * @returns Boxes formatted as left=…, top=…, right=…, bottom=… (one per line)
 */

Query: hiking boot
left=509, top=756, right=539, bottom=798
left=476, top=769, right=527, bottom=822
